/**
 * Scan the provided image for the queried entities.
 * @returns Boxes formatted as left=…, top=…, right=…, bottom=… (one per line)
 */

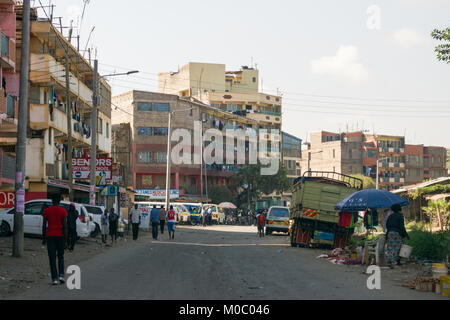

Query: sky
left=34, top=0, right=450, bottom=148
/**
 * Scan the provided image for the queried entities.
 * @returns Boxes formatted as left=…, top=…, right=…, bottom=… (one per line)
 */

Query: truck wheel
left=0, top=221, right=11, bottom=237
left=265, top=228, right=271, bottom=235
left=191, top=219, right=198, bottom=226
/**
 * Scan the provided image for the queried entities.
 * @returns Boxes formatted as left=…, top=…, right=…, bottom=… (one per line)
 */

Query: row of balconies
left=29, top=103, right=110, bottom=153
left=379, top=177, right=405, bottom=183
left=380, top=162, right=406, bottom=168
left=29, top=53, right=93, bottom=107
left=378, top=147, right=405, bottom=153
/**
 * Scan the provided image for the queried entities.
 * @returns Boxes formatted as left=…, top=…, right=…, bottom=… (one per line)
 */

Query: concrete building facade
left=302, top=130, right=448, bottom=190
left=112, top=90, right=259, bottom=201
left=0, top=7, right=112, bottom=205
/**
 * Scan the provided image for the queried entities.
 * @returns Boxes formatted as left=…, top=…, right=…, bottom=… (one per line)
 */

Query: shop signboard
left=72, top=157, right=113, bottom=181
left=134, top=189, right=180, bottom=200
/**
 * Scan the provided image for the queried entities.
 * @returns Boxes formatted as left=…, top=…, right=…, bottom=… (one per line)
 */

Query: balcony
left=246, top=112, right=282, bottom=124
left=30, top=104, right=110, bottom=153
left=0, top=30, right=15, bottom=70
left=29, top=53, right=93, bottom=107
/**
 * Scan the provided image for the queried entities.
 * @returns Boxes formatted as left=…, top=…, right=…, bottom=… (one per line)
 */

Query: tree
left=233, top=162, right=290, bottom=209
left=208, top=185, right=234, bottom=204
left=431, top=27, right=450, bottom=63
left=350, top=174, right=376, bottom=189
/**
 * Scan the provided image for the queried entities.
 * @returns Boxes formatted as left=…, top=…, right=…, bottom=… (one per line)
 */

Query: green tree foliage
left=208, top=185, right=234, bottom=204
left=233, top=162, right=290, bottom=208
left=431, top=27, right=450, bottom=63
left=350, top=174, right=376, bottom=189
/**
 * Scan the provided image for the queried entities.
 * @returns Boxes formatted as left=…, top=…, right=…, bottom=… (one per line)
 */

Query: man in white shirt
left=129, top=204, right=142, bottom=241
left=207, top=207, right=213, bottom=225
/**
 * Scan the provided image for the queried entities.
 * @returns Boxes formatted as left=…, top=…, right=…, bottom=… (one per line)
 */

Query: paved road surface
left=12, top=225, right=446, bottom=300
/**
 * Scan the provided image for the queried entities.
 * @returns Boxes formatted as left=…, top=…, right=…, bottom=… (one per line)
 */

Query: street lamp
left=100, top=70, right=139, bottom=78
left=165, top=107, right=194, bottom=211
left=375, top=157, right=389, bottom=190
left=89, top=64, right=139, bottom=206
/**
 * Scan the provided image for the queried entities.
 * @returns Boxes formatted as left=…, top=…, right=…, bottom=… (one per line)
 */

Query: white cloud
left=310, top=45, right=369, bottom=82
left=392, top=27, right=427, bottom=48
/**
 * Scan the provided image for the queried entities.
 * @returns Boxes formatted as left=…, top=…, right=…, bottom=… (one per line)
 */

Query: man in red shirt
left=166, top=205, right=177, bottom=240
left=256, top=210, right=266, bottom=238
left=42, top=194, right=68, bottom=285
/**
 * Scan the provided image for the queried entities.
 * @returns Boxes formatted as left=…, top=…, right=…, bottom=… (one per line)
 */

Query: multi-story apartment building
left=302, top=130, right=447, bottom=190
left=0, top=6, right=112, bottom=204
left=301, top=131, right=363, bottom=176
left=158, top=62, right=282, bottom=161
left=364, top=134, right=406, bottom=190
left=112, top=90, right=258, bottom=201
left=0, top=0, right=18, bottom=193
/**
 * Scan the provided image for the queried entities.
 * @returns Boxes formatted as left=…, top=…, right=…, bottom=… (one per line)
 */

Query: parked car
left=83, top=204, right=106, bottom=238
left=265, top=206, right=290, bottom=235
left=0, top=200, right=91, bottom=238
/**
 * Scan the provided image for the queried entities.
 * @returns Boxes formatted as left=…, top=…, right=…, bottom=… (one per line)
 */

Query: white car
left=0, top=200, right=91, bottom=238
left=83, top=204, right=105, bottom=237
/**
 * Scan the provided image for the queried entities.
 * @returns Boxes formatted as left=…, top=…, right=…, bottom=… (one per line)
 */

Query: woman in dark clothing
left=108, top=208, right=119, bottom=245
left=67, top=203, right=78, bottom=252
left=385, top=204, right=409, bottom=268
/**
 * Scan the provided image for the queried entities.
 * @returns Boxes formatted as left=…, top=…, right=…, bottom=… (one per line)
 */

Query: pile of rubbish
left=316, top=247, right=362, bottom=265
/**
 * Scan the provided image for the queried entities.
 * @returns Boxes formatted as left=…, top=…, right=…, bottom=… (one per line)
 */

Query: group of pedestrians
left=150, top=205, right=177, bottom=240
left=100, top=207, right=119, bottom=245
left=201, top=206, right=213, bottom=226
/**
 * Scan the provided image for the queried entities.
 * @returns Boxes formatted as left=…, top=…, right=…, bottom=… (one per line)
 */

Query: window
left=97, top=118, right=103, bottom=134
left=106, top=122, right=109, bottom=138
left=137, top=102, right=152, bottom=111
left=137, top=127, right=152, bottom=136
left=156, top=152, right=167, bottom=163
left=153, top=127, right=168, bottom=136
left=153, top=103, right=170, bottom=112
left=333, top=149, right=335, bottom=158
left=138, top=151, right=153, bottom=163
left=48, top=128, right=52, bottom=145
left=6, top=96, right=15, bottom=118
left=252, top=77, right=256, bottom=83
left=349, top=149, right=352, bottom=159
left=25, top=203, right=44, bottom=215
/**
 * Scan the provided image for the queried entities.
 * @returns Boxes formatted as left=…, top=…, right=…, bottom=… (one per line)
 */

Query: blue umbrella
left=334, top=189, right=408, bottom=211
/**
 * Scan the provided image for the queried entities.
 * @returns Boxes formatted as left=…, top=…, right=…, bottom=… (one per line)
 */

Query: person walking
left=385, top=204, right=409, bottom=268
left=150, top=205, right=160, bottom=240
left=100, top=208, right=109, bottom=244
left=166, top=205, right=177, bottom=239
left=256, top=210, right=266, bottom=237
left=67, top=203, right=78, bottom=252
left=42, top=194, right=68, bottom=285
left=108, top=208, right=119, bottom=245
left=159, top=206, right=166, bottom=234
left=201, top=206, right=207, bottom=227
left=129, top=204, right=142, bottom=241
left=207, top=206, right=213, bottom=225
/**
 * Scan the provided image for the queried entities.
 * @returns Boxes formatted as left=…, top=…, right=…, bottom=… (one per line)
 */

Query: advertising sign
left=72, top=157, right=113, bottom=181
left=134, top=189, right=180, bottom=199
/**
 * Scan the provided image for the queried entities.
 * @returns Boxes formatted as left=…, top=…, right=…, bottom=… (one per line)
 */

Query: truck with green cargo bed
left=289, top=171, right=363, bottom=248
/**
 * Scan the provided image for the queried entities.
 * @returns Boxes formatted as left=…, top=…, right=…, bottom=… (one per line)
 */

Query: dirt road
left=1, top=225, right=447, bottom=300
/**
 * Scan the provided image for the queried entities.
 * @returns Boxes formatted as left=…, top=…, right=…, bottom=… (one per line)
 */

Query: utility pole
left=13, top=0, right=30, bottom=257
left=165, top=112, right=172, bottom=210
left=65, top=49, right=74, bottom=201
left=90, top=60, right=98, bottom=205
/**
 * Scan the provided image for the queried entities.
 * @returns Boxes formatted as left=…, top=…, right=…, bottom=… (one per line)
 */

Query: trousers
left=151, top=222, right=159, bottom=239
left=46, top=236, right=65, bottom=281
